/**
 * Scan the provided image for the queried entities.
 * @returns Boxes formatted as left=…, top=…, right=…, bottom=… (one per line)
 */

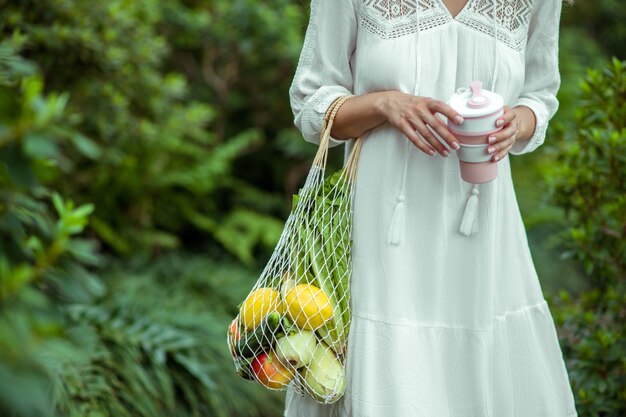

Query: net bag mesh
left=226, top=96, right=363, bottom=404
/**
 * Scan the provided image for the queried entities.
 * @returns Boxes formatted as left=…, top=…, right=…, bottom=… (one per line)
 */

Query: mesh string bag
left=226, top=95, right=363, bottom=404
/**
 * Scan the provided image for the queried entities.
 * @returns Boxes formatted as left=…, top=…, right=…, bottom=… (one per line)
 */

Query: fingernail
left=488, top=136, right=496, bottom=144
left=428, top=149, right=435, bottom=156
left=452, top=142, right=460, bottom=150
left=494, top=154, right=500, bottom=162
left=496, top=119, right=504, bottom=127
left=442, top=150, right=450, bottom=157
left=487, top=146, right=495, bottom=154
left=454, top=116, right=464, bottom=124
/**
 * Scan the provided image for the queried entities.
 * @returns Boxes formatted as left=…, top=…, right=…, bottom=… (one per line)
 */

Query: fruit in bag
left=275, top=330, right=317, bottom=369
left=227, top=318, right=240, bottom=356
left=236, top=310, right=282, bottom=359
left=239, top=287, right=282, bottom=331
left=303, top=342, right=345, bottom=403
left=283, top=283, right=333, bottom=331
left=251, top=351, right=295, bottom=389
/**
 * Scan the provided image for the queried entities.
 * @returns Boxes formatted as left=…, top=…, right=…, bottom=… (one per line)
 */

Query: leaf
left=214, top=209, right=283, bottom=265
left=23, top=132, right=59, bottom=159
left=0, top=144, right=37, bottom=188
left=70, top=133, right=102, bottom=159
left=66, top=238, right=102, bottom=266
left=52, top=192, right=65, bottom=217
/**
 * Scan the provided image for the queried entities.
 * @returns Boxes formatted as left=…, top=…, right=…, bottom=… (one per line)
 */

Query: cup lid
left=448, top=80, right=503, bottom=117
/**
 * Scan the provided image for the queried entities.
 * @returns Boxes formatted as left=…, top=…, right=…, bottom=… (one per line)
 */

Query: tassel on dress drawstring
left=458, top=0, right=499, bottom=237
left=459, top=184, right=479, bottom=236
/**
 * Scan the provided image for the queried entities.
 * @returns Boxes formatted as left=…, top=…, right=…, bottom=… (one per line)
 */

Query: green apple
left=303, top=341, right=345, bottom=403
left=275, top=330, right=317, bottom=369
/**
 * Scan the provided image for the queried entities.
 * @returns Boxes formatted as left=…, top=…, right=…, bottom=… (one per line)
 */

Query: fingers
left=397, top=119, right=437, bottom=156
left=422, top=113, right=461, bottom=151
left=390, top=95, right=465, bottom=157
left=494, top=105, right=516, bottom=129
left=430, top=101, right=464, bottom=125
left=486, top=108, right=519, bottom=161
left=491, top=139, right=514, bottom=162
left=393, top=99, right=520, bottom=161
left=487, top=131, right=517, bottom=162
left=495, top=142, right=515, bottom=162
left=413, top=119, right=449, bottom=156
left=488, top=122, right=517, bottom=144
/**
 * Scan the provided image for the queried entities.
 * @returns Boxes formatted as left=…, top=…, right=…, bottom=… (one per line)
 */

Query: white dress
left=284, top=0, right=578, bottom=416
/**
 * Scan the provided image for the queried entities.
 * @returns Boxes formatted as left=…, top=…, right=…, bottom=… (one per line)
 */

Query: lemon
left=240, top=287, right=283, bottom=331
left=284, top=284, right=333, bottom=330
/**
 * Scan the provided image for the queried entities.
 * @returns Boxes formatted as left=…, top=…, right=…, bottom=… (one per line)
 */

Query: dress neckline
left=437, top=0, right=473, bottom=20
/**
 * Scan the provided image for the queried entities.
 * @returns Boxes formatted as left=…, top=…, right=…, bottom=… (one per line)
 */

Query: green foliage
left=0, top=71, right=104, bottom=417
left=2, top=248, right=284, bottom=417
left=0, top=0, right=285, bottom=263
left=547, top=288, right=626, bottom=417
left=561, top=0, right=626, bottom=59
left=548, top=57, right=626, bottom=289
left=0, top=32, right=284, bottom=416
left=51, top=252, right=284, bottom=417
left=162, top=0, right=328, bottom=211
left=544, top=57, right=626, bottom=417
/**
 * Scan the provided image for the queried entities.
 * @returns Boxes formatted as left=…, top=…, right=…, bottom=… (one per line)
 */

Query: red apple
left=251, top=351, right=295, bottom=389
left=227, top=318, right=240, bottom=356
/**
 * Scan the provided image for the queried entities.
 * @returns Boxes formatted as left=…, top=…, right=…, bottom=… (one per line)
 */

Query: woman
left=286, top=0, right=578, bottom=416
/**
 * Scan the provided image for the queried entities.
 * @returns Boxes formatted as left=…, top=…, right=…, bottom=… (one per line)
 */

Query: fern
left=45, top=252, right=285, bottom=417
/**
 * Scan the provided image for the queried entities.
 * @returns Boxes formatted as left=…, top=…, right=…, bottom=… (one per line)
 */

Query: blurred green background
left=0, top=0, right=624, bottom=416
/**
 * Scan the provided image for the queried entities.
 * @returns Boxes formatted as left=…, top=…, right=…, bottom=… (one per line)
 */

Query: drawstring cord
left=490, top=0, right=500, bottom=93
left=388, top=2, right=422, bottom=245
left=458, top=0, right=500, bottom=237
left=388, top=139, right=412, bottom=244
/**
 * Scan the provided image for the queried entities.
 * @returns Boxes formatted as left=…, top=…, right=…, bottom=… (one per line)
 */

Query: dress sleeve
left=509, top=0, right=563, bottom=155
left=288, top=0, right=358, bottom=147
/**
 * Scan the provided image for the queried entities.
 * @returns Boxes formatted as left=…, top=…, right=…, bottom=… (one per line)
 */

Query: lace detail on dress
left=360, top=0, right=449, bottom=39
left=457, top=0, right=533, bottom=51
left=359, top=0, right=534, bottom=51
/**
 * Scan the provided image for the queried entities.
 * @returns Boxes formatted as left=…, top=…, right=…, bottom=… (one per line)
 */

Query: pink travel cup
left=447, top=80, right=504, bottom=184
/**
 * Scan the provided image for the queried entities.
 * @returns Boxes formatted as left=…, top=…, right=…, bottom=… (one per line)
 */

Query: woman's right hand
left=378, top=91, right=463, bottom=157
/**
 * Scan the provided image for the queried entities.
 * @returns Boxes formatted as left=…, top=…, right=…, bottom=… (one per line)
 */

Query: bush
left=58, top=252, right=285, bottom=417
left=0, top=0, right=286, bottom=263
left=548, top=57, right=626, bottom=290
left=547, top=288, right=626, bottom=417
left=547, top=57, right=626, bottom=416
left=1, top=1, right=312, bottom=414
left=0, top=39, right=105, bottom=416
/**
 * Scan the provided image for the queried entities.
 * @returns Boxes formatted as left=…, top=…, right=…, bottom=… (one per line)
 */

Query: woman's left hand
left=485, top=105, right=535, bottom=162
